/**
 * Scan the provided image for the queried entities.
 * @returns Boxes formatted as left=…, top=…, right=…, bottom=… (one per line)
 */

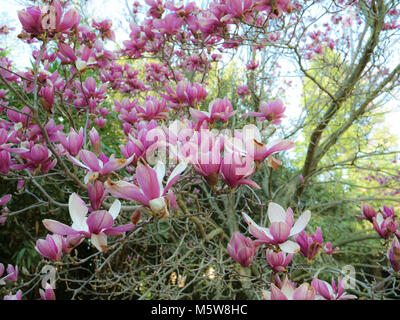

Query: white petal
left=290, top=210, right=311, bottom=236
left=109, top=199, right=121, bottom=220
left=376, top=212, right=384, bottom=226
left=165, top=161, right=187, bottom=187
left=91, top=233, right=108, bottom=252
left=154, top=161, right=166, bottom=194
left=69, top=193, right=88, bottom=230
left=279, top=240, right=300, bottom=254
left=242, top=124, right=262, bottom=143
left=281, top=281, right=295, bottom=300
left=267, top=202, right=286, bottom=223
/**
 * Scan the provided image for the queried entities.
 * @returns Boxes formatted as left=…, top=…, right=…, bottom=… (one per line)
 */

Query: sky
left=1, top=0, right=399, bottom=149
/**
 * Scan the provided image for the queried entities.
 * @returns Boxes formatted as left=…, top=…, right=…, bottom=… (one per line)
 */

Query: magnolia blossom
left=0, top=264, right=18, bottom=283
left=40, top=283, right=56, bottom=300
left=262, top=276, right=316, bottom=300
left=219, top=151, right=260, bottom=189
left=227, top=232, right=257, bottom=267
left=293, top=227, right=323, bottom=260
left=241, top=124, right=294, bottom=163
left=136, top=97, right=169, bottom=120
left=323, top=242, right=339, bottom=255
left=58, top=127, right=84, bottom=156
left=190, top=130, right=223, bottom=187
left=245, top=99, right=286, bottom=124
left=242, top=202, right=311, bottom=253
left=3, top=290, right=22, bottom=300
left=105, top=160, right=187, bottom=219
left=35, top=233, right=84, bottom=261
left=17, top=0, right=80, bottom=37
left=372, top=209, right=398, bottom=240
left=388, top=236, right=400, bottom=272
left=312, top=277, right=357, bottom=300
left=67, top=150, right=133, bottom=184
left=190, top=97, right=236, bottom=125
left=356, top=204, right=377, bottom=222
left=88, top=181, right=108, bottom=210
left=265, top=249, right=293, bottom=272
left=43, top=193, right=134, bottom=252
left=163, top=81, right=207, bottom=108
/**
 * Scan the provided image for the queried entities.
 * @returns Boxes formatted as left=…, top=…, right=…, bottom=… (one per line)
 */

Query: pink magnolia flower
left=39, top=85, right=55, bottom=113
left=265, top=249, right=293, bottom=272
left=163, top=81, right=207, bottom=108
left=356, top=204, right=377, bottom=222
left=88, top=181, right=108, bottom=211
left=153, top=13, right=184, bottom=35
left=245, top=99, right=286, bottom=124
left=0, top=150, right=11, bottom=174
left=242, top=124, right=294, bottom=163
left=323, top=242, right=339, bottom=255
left=43, top=193, right=134, bottom=252
left=312, top=277, right=357, bottom=300
left=219, top=151, right=260, bottom=189
left=68, top=150, right=133, bottom=184
left=17, top=6, right=43, bottom=36
left=237, top=85, right=250, bottom=97
left=254, top=0, right=293, bottom=16
left=3, top=290, right=22, bottom=300
left=18, top=1, right=80, bottom=37
left=246, top=59, right=259, bottom=70
left=242, top=202, right=311, bottom=253
left=122, top=121, right=166, bottom=165
left=89, top=127, right=102, bottom=155
left=58, top=127, right=84, bottom=156
left=7, top=106, right=32, bottom=127
left=145, top=0, right=164, bottom=18
left=0, top=263, right=4, bottom=284
left=39, top=283, right=55, bottom=300
left=3, top=264, right=18, bottom=282
left=0, top=194, right=11, bottom=225
left=372, top=210, right=398, bottom=240
left=58, top=42, right=77, bottom=62
left=49, top=0, right=81, bottom=33
left=262, top=276, right=316, bottom=300
left=222, top=0, right=254, bottom=19
left=35, top=234, right=63, bottom=262
left=92, top=19, right=115, bottom=41
left=0, top=194, right=11, bottom=207
left=36, top=233, right=83, bottom=261
left=227, top=232, right=257, bottom=267
left=136, top=97, right=169, bottom=121
left=105, top=160, right=187, bottom=219
left=190, top=97, right=237, bottom=125
left=293, top=227, right=323, bottom=260
left=94, top=117, right=107, bottom=129
left=190, top=130, right=223, bottom=187
left=388, top=236, right=400, bottom=272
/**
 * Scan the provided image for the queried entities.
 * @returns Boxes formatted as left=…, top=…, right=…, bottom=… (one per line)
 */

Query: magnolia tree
left=0, top=0, right=400, bottom=300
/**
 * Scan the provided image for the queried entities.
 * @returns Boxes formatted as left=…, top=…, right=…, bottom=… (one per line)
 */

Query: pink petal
left=86, top=210, right=114, bottom=234
left=79, top=150, right=101, bottom=171
left=42, top=219, right=82, bottom=236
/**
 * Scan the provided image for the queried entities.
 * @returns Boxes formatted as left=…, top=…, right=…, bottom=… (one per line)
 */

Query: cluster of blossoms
left=357, top=204, right=400, bottom=273
left=228, top=203, right=338, bottom=266
left=227, top=202, right=349, bottom=300
left=262, top=275, right=356, bottom=300
left=0, top=262, right=55, bottom=300
left=227, top=202, right=348, bottom=300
